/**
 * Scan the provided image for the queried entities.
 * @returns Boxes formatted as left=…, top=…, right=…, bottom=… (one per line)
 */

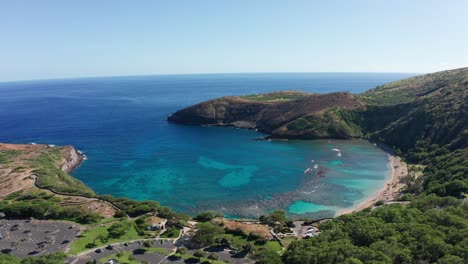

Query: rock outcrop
left=169, top=67, right=468, bottom=150
left=60, top=146, right=84, bottom=173
left=169, top=91, right=365, bottom=139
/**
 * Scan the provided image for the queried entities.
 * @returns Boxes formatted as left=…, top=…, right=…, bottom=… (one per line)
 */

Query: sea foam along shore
left=336, top=154, right=408, bottom=216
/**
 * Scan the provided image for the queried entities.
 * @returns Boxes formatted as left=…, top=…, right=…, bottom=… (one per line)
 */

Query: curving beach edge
left=337, top=154, right=408, bottom=216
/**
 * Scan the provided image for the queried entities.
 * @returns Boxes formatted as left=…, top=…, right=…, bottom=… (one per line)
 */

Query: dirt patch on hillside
left=215, top=218, right=272, bottom=239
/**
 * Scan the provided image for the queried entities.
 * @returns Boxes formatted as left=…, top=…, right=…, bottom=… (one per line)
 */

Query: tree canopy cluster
left=0, top=252, right=67, bottom=264
left=0, top=191, right=102, bottom=224
left=281, top=138, right=467, bottom=264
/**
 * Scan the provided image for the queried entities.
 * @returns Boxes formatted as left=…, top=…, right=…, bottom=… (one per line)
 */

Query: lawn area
left=159, top=228, right=180, bottom=238
left=264, top=241, right=283, bottom=253
left=69, top=222, right=144, bottom=254
left=217, top=233, right=249, bottom=249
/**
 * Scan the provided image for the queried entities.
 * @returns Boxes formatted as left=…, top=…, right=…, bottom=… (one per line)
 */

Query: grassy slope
left=362, top=67, right=468, bottom=151
left=0, top=144, right=95, bottom=197
left=29, top=148, right=95, bottom=197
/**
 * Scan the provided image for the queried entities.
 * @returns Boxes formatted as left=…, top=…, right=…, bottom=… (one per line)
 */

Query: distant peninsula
left=169, top=67, right=467, bottom=152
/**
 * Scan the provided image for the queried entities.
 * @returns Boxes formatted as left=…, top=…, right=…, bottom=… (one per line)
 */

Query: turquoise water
left=288, top=201, right=336, bottom=215
left=0, top=73, right=409, bottom=219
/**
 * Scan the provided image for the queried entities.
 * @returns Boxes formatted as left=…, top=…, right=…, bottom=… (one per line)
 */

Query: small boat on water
left=313, top=164, right=318, bottom=169
left=337, top=152, right=342, bottom=157
left=331, top=148, right=340, bottom=152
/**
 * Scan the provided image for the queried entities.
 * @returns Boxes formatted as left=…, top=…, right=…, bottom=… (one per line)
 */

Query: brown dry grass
left=216, top=218, right=272, bottom=239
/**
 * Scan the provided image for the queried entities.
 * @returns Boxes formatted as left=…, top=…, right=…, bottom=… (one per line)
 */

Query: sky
left=1, top=0, right=467, bottom=81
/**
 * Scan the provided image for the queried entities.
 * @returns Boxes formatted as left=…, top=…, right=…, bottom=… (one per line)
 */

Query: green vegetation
left=280, top=135, right=467, bottom=263
left=160, top=227, right=180, bottom=238
left=172, top=251, right=226, bottom=264
left=240, top=91, right=309, bottom=102
left=259, top=210, right=295, bottom=233
left=0, top=190, right=102, bottom=224
left=28, top=148, right=95, bottom=197
left=0, top=252, right=67, bottom=264
left=69, top=220, right=144, bottom=254
left=0, top=146, right=93, bottom=197
left=0, top=150, right=19, bottom=163
left=99, top=195, right=160, bottom=217
left=190, top=220, right=282, bottom=259
left=1, top=69, right=466, bottom=263
left=285, top=109, right=364, bottom=139
left=193, top=211, right=223, bottom=222
left=406, top=142, right=467, bottom=197
left=283, top=195, right=467, bottom=263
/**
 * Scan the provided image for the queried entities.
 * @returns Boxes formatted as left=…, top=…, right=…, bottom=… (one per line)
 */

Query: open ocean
left=0, top=72, right=416, bottom=219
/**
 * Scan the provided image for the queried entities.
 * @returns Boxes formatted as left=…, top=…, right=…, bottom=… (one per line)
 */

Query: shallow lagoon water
left=0, top=73, right=412, bottom=218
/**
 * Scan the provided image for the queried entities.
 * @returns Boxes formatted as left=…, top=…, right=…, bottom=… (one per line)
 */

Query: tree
left=215, top=237, right=233, bottom=248
left=176, top=247, right=188, bottom=255
left=241, top=242, right=254, bottom=253
left=143, top=240, right=152, bottom=249
left=193, top=250, right=206, bottom=260
left=191, top=222, right=224, bottom=247
left=207, top=253, right=219, bottom=262
left=255, top=248, right=282, bottom=264
left=0, top=253, right=20, bottom=264
left=21, top=252, right=67, bottom=264
left=194, top=211, right=222, bottom=222
left=107, top=221, right=131, bottom=238
left=98, top=234, right=108, bottom=243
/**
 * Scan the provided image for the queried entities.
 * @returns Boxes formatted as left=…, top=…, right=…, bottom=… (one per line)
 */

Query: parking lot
left=72, top=239, right=175, bottom=264
left=0, top=219, right=80, bottom=258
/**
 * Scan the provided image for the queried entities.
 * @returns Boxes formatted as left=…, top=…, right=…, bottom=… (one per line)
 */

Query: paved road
left=292, top=221, right=317, bottom=237
left=0, top=220, right=79, bottom=258
left=188, top=247, right=254, bottom=264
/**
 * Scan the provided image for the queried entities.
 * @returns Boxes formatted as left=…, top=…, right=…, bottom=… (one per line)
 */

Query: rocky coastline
left=60, top=146, right=85, bottom=173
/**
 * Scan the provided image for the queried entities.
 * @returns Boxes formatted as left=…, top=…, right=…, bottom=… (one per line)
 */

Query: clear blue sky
left=1, top=0, right=467, bottom=81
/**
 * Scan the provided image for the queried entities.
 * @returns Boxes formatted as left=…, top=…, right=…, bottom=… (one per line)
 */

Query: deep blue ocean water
left=0, top=73, right=416, bottom=219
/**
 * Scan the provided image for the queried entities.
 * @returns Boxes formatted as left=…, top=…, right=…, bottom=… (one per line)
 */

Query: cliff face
left=169, top=91, right=365, bottom=139
left=169, top=68, right=468, bottom=150
left=60, top=146, right=84, bottom=173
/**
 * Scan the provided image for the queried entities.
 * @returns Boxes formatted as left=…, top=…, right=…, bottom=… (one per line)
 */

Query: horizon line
left=0, top=70, right=425, bottom=84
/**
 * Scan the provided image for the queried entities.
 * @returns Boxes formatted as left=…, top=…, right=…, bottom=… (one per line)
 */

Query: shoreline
left=61, top=146, right=85, bottom=174
left=336, top=153, right=408, bottom=216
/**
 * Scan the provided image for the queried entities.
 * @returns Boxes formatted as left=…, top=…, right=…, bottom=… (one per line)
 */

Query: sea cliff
left=169, top=67, right=468, bottom=151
